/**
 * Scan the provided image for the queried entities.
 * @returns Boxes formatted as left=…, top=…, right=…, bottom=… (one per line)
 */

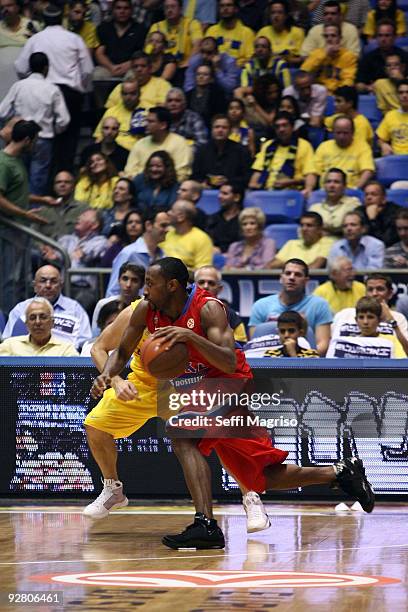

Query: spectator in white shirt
left=0, top=52, right=70, bottom=195
left=14, top=3, right=93, bottom=173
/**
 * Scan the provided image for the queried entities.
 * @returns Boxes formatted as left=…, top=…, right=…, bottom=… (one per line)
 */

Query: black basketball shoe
left=332, top=457, right=375, bottom=513
left=162, top=513, right=225, bottom=550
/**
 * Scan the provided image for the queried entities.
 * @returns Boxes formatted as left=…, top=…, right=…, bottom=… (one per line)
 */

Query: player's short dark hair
left=282, top=258, right=309, bottom=277
left=118, top=262, right=145, bottom=285
left=356, top=296, right=382, bottom=318
left=29, top=52, right=48, bottom=73
left=334, top=86, right=358, bottom=109
left=277, top=310, right=305, bottom=330
left=365, top=272, right=393, bottom=291
left=153, top=257, right=190, bottom=289
left=11, top=120, right=41, bottom=142
left=300, top=211, right=323, bottom=227
left=149, top=106, right=172, bottom=130
left=97, top=300, right=122, bottom=330
left=326, top=167, right=347, bottom=184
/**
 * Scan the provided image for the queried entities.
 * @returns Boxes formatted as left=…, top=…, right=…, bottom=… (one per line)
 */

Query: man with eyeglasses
left=2, top=264, right=92, bottom=349
left=184, top=36, right=239, bottom=94
left=0, top=297, right=78, bottom=355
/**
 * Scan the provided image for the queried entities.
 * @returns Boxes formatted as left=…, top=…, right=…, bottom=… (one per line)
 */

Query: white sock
left=104, top=478, right=122, bottom=488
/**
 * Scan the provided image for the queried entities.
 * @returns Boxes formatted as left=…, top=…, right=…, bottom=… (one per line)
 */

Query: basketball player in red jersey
left=92, top=257, right=375, bottom=550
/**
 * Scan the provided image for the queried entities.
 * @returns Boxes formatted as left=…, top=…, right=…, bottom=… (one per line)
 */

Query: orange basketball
left=140, top=334, right=189, bottom=379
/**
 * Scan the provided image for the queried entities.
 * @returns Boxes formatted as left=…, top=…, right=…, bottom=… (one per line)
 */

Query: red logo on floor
left=31, top=571, right=400, bottom=588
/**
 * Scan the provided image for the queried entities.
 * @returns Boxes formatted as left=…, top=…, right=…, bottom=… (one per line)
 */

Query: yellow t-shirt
left=0, top=335, right=78, bottom=356
left=300, top=48, right=357, bottom=93
left=374, top=78, right=399, bottom=115
left=105, top=76, right=172, bottom=110
left=146, top=17, right=202, bottom=64
left=306, top=139, right=375, bottom=188
left=363, top=9, right=406, bottom=38
left=309, top=196, right=361, bottom=235
left=74, top=175, right=119, bottom=209
left=376, top=109, right=408, bottom=155
left=124, top=132, right=192, bottom=181
left=378, top=333, right=406, bottom=358
left=324, top=113, right=374, bottom=146
left=313, top=280, right=366, bottom=314
left=256, top=25, right=304, bottom=58
left=276, top=236, right=335, bottom=266
left=161, top=227, right=214, bottom=270
left=207, top=20, right=255, bottom=66
left=93, top=104, right=142, bottom=151
left=63, top=19, right=99, bottom=49
left=251, top=137, right=314, bottom=189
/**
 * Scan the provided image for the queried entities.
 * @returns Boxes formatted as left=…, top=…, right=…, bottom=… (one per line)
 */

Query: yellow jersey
left=376, top=109, right=408, bottom=155
left=324, top=113, right=374, bottom=146
left=300, top=48, right=357, bottom=93
left=207, top=20, right=255, bottom=66
left=256, top=25, right=304, bottom=58
left=251, top=137, right=314, bottom=190
left=146, top=17, right=202, bottom=64
left=74, top=175, right=118, bottom=209
left=105, top=76, right=172, bottom=111
left=306, top=139, right=375, bottom=188
left=374, top=78, right=399, bottom=115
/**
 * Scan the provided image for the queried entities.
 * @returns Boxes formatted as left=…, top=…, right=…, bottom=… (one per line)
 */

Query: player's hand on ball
left=152, top=326, right=192, bottom=349
left=112, top=377, right=138, bottom=401
left=91, top=374, right=111, bottom=399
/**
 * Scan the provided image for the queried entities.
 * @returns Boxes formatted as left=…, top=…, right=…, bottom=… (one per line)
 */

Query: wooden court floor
left=0, top=502, right=407, bottom=612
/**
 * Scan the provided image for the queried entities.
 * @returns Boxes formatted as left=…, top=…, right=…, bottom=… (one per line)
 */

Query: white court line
left=0, top=509, right=330, bottom=516
left=0, top=543, right=408, bottom=567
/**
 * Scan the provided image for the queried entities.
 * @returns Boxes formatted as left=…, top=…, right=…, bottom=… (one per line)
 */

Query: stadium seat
left=396, top=36, right=408, bottom=51
left=11, top=318, right=28, bottom=336
left=357, top=95, right=383, bottom=128
left=264, top=223, right=299, bottom=249
left=387, top=189, right=408, bottom=207
left=244, top=190, right=304, bottom=222
left=376, top=156, right=408, bottom=187
left=197, top=190, right=220, bottom=215
left=251, top=321, right=316, bottom=347
left=306, top=188, right=364, bottom=208
left=324, top=95, right=335, bottom=116
left=213, top=252, right=226, bottom=269
left=308, top=126, right=326, bottom=149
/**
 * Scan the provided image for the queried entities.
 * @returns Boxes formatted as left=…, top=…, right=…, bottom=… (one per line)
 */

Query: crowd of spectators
left=1, top=0, right=408, bottom=358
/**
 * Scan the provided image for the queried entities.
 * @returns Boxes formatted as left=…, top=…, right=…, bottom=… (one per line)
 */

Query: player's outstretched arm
left=91, top=300, right=149, bottom=398
left=153, top=301, right=237, bottom=373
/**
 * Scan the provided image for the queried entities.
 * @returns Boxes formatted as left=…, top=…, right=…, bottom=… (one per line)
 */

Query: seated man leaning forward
left=0, top=298, right=78, bottom=356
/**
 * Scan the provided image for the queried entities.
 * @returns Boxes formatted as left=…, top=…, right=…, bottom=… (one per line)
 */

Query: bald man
left=2, top=264, right=92, bottom=348
left=162, top=199, right=214, bottom=270
left=80, top=116, right=129, bottom=172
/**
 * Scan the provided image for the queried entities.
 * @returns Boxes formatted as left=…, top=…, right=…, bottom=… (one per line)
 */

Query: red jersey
left=146, top=285, right=252, bottom=381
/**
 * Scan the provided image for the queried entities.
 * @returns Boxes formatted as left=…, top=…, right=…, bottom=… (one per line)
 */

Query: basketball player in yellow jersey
left=83, top=298, right=159, bottom=519
left=85, top=297, right=270, bottom=531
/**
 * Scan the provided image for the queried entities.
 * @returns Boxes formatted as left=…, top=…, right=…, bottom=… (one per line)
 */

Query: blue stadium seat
left=244, top=190, right=304, bottom=222
left=306, top=188, right=364, bottom=209
left=197, top=190, right=220, bottom=215
left=264, top=223, right=299, bottom=249
left=324, top=95, right=335, bottom=116
left=251, top=321, right=316, bottom=348
left=376, top=156, right=408, bottom=187
left=11, top=318, right=28, bottom=336
left=308, top=126, right=326, bottom=149
left=387, top=189, right=408, bottom=207
left=213, top=252, right=226, bottom=269
left=357, top=95, right=383, bottom=128
left=396, top=36, right=408, bottom=51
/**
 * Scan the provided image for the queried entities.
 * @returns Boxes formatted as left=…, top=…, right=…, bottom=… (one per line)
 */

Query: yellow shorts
left=84, top=379, right=157, bottom=439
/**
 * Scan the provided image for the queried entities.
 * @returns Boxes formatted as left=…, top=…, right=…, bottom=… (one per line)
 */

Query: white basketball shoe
left=83, top=479, right=129, bottom=519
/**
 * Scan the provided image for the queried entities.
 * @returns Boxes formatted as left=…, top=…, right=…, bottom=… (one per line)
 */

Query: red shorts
left=198, top=437, right=288, bottom=493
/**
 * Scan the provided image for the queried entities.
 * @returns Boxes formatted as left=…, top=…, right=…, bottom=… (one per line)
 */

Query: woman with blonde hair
left=75, top=152, right=119, bottom=209
left=224, top=206, right=276, bottom=269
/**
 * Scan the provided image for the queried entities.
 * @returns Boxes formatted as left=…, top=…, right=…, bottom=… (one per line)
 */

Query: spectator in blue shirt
left=184, top=36, right=240, bottom=94
left=328, top=210, right=385, bottom=270
left=249, top=258, right=333, bottom=355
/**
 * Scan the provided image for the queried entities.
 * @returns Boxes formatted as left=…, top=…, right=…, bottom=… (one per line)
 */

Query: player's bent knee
left=171, top=437, right=197, bottom=457
left=85, top=424, right=114, bottom=443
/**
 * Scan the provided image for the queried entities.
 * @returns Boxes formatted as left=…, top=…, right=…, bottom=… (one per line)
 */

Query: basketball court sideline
left=0, top=502, right=406, bottom=611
